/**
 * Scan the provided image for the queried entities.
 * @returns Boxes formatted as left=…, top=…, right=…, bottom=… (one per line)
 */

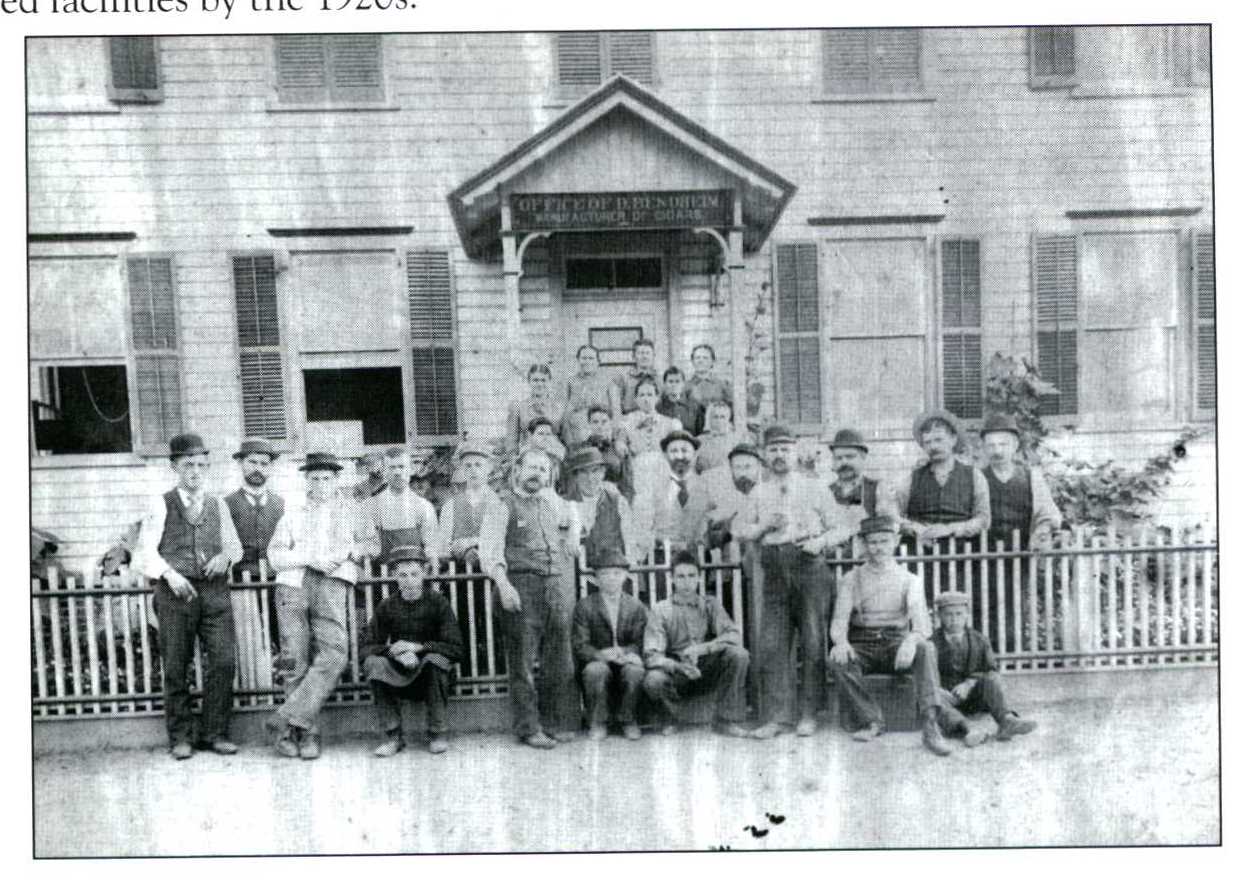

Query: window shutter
left=825, top=29, right=921, bottom=94
left=824, top=30, right=873, bottom=94
left=407, top=251, right=460, bottom=437
left=233, top=255, right=286, bottom=439
left=1193, top=231, right=1215, bottom=414
left=328, top=34, right=384, bottom=104
left=1029, top=27, right=1076, bottom=87
left=557, top=33, right=604, bottom=87
left=276, top=35, right=383, bottom=104
left=774, top=243, right=822, bottom=425
left=872, top=29, right=922, bottom=91
left=108, top=37, right=161, bottom=101
left=1034, top=235, right=1079, bottom=414
left=941, top=239, right=983, bottom=418
left=607, top=32, right=655, bottom=84
left=126, top=257, right=182, bottom=446
left=127, top=257, right=177, bottom=351
left=275, top=35, right=328, bottom=104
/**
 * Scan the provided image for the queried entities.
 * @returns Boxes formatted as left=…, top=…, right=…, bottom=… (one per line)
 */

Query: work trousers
left=371, top=665, right=453, bottom=736
left=154, top=575, right=236, bottom=747
left=275, top=572, right=350, bottom=733
left=580, top=660, right=645, bottom=726
left=758, top=544, right=832, bottom=725
left=642, top=647, right=750, bottom=725
left=498, top=571, right=579, bottom=738
left=935, top=674, right=1012, bottom=735
left=828, top=627, right=940, bottom=731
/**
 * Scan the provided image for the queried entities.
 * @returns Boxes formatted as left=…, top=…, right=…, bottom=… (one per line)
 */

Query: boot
left=996, top=714, right=1036, bottom=742
left=299, top=730, right=322, bottom=760
left=373, top=730, right=405, bottom=757
left=922, top=710, right=953, bottom=757
left=275, top=727, right=300, bottom=759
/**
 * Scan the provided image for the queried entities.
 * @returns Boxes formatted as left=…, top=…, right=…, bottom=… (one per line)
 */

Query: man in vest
left=434, top=440, right=501, bottom=568
left=137, top=432, right=244, bottom=759
left=266, top=452, right=379, bottom=759
left=566, top=445, right=636, bottom=570
left=828, top=514, right=953, bottom=756
left=366, top=446, right=441, bottom=567
left=826, top=428, right=898, bottom=525
left=737, top=425, right=856, bottom=740
left=980, top=413, right=1061, bottom=551
left=479, top=446, right=582, bottom=749
left=632, top=429, right=713, bottom=557
left=572, top=551, right=650, bottom=741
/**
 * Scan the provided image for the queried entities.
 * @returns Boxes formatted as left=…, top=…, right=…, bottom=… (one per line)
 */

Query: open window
left=31, top=365, right=133, bottom=455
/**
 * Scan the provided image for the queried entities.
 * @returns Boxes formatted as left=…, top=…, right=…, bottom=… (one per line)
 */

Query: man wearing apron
left=366, top=446, right=441, bottom=569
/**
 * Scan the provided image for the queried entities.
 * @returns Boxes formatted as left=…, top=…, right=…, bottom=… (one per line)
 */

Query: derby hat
left=981, top=413, right=1022, bottom=439
left=386, top=545, right=428, bottom=567
left=762, top=424, right=798, bottom=447
left=935, top=591, right=971, bottom=610
left=912, top=409, right=962, bottom=443
left=827, top=428, right=869, bottom=453
left=660, top=429, right=700, bottom=451
left=232, top=437, right=279, bottom=461
left=858, top=514, right=899, bottom=537
left=300, top=451, right=344, bottom=473
left=566, top=445, right=606, bottom=474
left=727, top=441, right=763, bottom=462
left=589, top=550, right=631, bottom=571
left=169, top=432, right=209, bottom=460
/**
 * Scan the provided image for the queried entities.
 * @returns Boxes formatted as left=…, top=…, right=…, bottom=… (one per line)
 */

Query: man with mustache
left=825, top=428, right=897, bottom=525
left=479, top=446, right=582, bottom=749
left=632, top=429, right=712, bottom=558
left=737, top=425, right=856, bottom=740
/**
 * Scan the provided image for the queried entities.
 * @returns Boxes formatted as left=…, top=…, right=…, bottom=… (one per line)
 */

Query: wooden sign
left=510, top=190, right=733, bottom=232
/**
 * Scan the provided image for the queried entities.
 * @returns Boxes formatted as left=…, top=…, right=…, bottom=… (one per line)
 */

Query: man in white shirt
left=136, top=433, right=243, bottom=760
left=632, top=429, right=712, bottom=558
left=433, top=440, right=501, bottom=567
left=366, top=446, right=440, bottom=567
left=566, top=445, right=636, bottom=569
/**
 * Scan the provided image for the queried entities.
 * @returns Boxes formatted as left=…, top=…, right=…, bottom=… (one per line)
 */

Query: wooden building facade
left=28, top=28, right=1215, bottom=571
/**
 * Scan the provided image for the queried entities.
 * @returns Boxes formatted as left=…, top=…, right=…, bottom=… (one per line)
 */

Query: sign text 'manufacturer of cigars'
left=509, top=190, right=734, bottom=232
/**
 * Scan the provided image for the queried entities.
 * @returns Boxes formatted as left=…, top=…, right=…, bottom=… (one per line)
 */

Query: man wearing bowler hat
left=363, top=546, right=464, bottom=756
left=826, top=428, right=897, bottom=524
left=632, top=428, right=713, bottom=557
left=980, top=413, right=1061, bottom=552
left=136, top=432, right=244, bottom=759
left=737, top=425, right=856, bottom=740
left=265, top=451, right=378, bottom=759
left=566, top=444, right=636, bottom=569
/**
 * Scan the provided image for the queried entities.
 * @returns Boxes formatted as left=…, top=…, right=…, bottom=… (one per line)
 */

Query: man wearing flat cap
left=737, top=425, right=856, bottom=740
left=632, top=428, right=713, bottom=557
left=433, top=440, right=501, bottom=568
left=828, top=514, right=953, bottom=756
left=265, top=451, right=379, bottom=760
left=572, top=551, right=649, bottom=741
left=363, top=546, right=465, bottom=756
left=932, top=592, right=1036, bottom=747
left=136, top=432, right=244, bottom=759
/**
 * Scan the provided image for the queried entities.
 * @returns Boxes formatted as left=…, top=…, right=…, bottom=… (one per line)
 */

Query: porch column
left=500, top=200, right=521, bottom=371
left=728, top=194, right=747, bottom=427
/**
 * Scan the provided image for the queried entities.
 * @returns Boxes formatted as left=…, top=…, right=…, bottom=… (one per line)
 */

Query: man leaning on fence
left=137, top=432, right=244, bottom=760
left=265, top=451, right=379, bottom=760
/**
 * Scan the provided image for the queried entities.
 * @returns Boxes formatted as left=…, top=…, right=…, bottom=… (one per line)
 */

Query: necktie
left=676, top=479, right=689, bottom=509
left=185, top=494, right=203, bottom=523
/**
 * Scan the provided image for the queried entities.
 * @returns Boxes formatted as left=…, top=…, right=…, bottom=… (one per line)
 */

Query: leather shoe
left=851, top=723, right=883, bottom=742
left=996, top=715, right=1036, bottom=742
left=551, top=730, right=577, bottom=744
left=716, top=723, right=751, bottom=739
left=170, top=742, right=193, bottom=760
left=622, top=724, right=642, bottom=741
left=207, top=739, right=239, bottom=755
left=428, top=737, right=449, bottom=755
left=588, top=724, right=608, bottom=741
left=522, top=732, right=557, bottom=750
left=751, top=722, right=782, bottom=740
left=373, top=736, right=405, bottom=758
left=963, top=726, right=990, bottom=748
left=299, top=732, right=322, bottom=760
left=795, top=717, right=817, bottom=737
left=922, top=714, right=953, bottom=757
left=275, top=730, right=300, bottom=759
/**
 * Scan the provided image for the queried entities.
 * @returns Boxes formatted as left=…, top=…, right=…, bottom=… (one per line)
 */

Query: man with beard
left=632, top=429, right=712, bottom=558
left=737, top=425, right=855, bottom=740
left=566, top=445, right=636, bottom=569
left=479, top=446, right=582, bottom=749
left=825, top=428, right=897, bottom=525
left=703, top=442, right=764, bottom=551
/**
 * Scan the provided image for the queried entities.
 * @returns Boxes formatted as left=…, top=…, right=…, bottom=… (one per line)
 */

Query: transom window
left=565, top=256, right=663, bottom=291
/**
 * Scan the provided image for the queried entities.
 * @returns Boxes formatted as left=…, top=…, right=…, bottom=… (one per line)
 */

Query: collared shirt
left=984, top=462, right=1062, bottom=541
left=138, top=488, right=244, bottom=580
left=267, top=493, right=379, bottom=587
left=643, top=590, right=741, bottom=669
left=894, top=457, right=992, bottom=537
left=478, top=486, right=581, bottom=581
left=736, top=474, right=851, bottom=548
left=241, top=487, right=269, bottom=509
left=619, top=409, right=681, bottom=457
left=829, top=560, right=932, bottom=646
left=631, top=469, right=711, bottom=554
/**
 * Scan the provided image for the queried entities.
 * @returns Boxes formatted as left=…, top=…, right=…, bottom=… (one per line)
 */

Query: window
left=107, top=37, right=162, bottom=103
left=30, top=254, right=183, bottom=455
left=304, top=367, right=406, bottom=446
left=565, top=256, right=663, bottom=291
left=773, top=243, right=822, bottom=426
left=555, top=32, right=655, bottom=89
left=823, top=29, right=922, bottom=95
left=940, top=239, right=983, bottom=419
left=1192, top=231, right=1214, bottom=417
left=1029, top=25, right=1209, bottom=91
left=1033, top=231, right=1181, bottom=421
left=274, top=34, right=385, bottom=105
left=407, top=251, right=461, bottom=439
left=232, top=255, right=287, bottom=440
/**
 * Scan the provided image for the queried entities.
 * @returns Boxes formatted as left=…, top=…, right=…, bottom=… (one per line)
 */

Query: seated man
left=932, top=592, right=1036, bottom=747
left=827, top=514, right=953, bottom=756
left=572, top=552, right=650, bottom=741
left=642, top=549, right=750, bottom=738
left=362, top=546, right=465, bottom=756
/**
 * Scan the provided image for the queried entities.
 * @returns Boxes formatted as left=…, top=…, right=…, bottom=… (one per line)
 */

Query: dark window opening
left=566, top=257, right=663, bottom=290
left=303, top=368, right=405, bottom=445
left=32, top=365, right=132, bottom=455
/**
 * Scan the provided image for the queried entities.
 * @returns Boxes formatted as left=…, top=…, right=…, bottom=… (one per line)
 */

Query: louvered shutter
left=127, top=257, right=182, bottom=445
left=557, top=33, right=604, bottom=87
left=108, top=37, right=161, bottom=101
left=276, top=35, right=383, bottom=104
left=1034, top=235, right=1079, bottom=415
left=606, top=32, right=655, bottom=84
left=775, top=243, right=822, bottom=425
left=941, top=240, right=983, bottom=419
left=825, top=29, right=921, bottom=94
left=1193, top=231, right=1215, bottom=414
left=408, top=251, right=460, bottom=438
left=233, top=255, right=286, bottom=439
left=1029, top=27, right=1076, bottom=87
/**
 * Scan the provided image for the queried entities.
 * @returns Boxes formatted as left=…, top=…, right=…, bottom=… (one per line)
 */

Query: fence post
left=1067, top=526, right=1097, bottom=657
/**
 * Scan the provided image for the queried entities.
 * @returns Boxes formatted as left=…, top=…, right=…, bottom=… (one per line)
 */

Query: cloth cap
left=232, top=437, right=279, bottom=460
left=727, top=441, right=763, bottom=462
left=386, top=545, right=428, bottom=567
left=660, top=429, right=700, bottom=451
left=912, top=409, right=962, bottom=443
left=935, top=592, right=971, bottom=610
left=454, top=439, right=492, bottom=461
left=981, top=413, right=1022, bottom=439
left=859, top=514, right=899, bottom=537
left=827, top=428, right=869, bottom=453
left=762, top=424, right=798, bottom=447
left=169, top=433, right=209, bottom=460
left=300, top=451, right=344, bottom=473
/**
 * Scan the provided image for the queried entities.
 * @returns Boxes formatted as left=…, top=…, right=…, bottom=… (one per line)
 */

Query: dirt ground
left=33, top=689, right=1218, bottom=856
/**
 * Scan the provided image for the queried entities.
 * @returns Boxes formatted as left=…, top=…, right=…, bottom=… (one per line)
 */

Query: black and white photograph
left=24, top=15, right=1220, bottom=858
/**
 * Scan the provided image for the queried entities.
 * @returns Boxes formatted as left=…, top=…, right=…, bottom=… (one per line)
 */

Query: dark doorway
left=303, top=367, right=405, bottom=445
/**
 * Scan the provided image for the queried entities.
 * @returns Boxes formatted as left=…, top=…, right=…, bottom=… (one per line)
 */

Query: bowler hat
left=827, top=428, right=869, bottom=453
left=859, top=514, right=899, bottom=537
left=566, top=445, right=606, bottom=474
left=300, top=451, right=344, bottom=473
left=589, top=550, right=630, bottom=571
left=387, top=545, right=428, bottom=567
left=912, top=409, right=962, bottom=443
left=169, top=432, right=209, bottom=460
left=981, top=413, right=1022, bottom=439
left=660, top=429, right=700, bottom=451
left=727, top=441, right=763, bottom=462
left=935, top=591, right=971, bottom=610
left=232, top=437, right=279, bottom=461
left=454, top=439, right=493, bottom=461
left=762, top=424, right=797, bottom=447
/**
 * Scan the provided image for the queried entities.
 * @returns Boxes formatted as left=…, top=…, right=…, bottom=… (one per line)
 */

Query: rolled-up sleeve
left=907, top=574, right=932, bottom=638
left=478, top=497, right=511, bottom=581
left=1029, top=469, right=1062, bottom=540
left=215, top=496, right=244, bottom=566
left=137, top=497, right=170, bottom=581
left=266, top=512, right=303, bottom=573
left=829, top=571, right=857, bottom=646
